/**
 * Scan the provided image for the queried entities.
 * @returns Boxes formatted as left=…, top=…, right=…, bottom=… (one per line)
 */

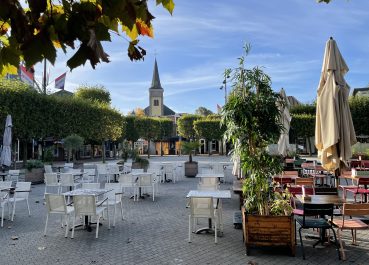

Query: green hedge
left=0, top=79, right=123, bottom=141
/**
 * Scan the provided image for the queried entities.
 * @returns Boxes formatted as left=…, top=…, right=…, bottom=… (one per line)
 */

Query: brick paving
left=1, top=155, right=369, bottom=265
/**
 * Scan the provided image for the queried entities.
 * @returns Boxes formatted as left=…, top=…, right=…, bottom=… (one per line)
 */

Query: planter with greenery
left=181, top=141, right=200, bottom=177
left=25, top=159, right=44, bottom=184
left=132, top=156, right=150, bottom=172
left=222, top=45, right=295, bottom=256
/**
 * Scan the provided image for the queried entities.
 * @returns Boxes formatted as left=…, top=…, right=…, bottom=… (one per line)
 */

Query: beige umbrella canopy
left=277, top=88, right=292, bottom=157
left=315, top=37, right=357, bottom=173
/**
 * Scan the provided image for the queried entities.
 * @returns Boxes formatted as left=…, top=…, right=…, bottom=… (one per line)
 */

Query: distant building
left=352, top=87, right=369, bottom=97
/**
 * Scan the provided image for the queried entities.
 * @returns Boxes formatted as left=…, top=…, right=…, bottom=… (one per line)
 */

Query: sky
left=33, top=0, right=369, bottom=115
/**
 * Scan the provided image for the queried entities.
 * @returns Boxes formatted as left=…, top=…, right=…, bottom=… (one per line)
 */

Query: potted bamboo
left=221, top=44, right=295, bottom=256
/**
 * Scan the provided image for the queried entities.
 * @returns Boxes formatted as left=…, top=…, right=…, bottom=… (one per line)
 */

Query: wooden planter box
left=25, top=168, right=44, bottom=184
left=242, top=207, right=295, bottom=256
left=184, top=161, right=198, bottom=177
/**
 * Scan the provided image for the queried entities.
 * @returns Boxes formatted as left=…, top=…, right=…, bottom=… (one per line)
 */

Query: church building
left=144, top=59, right=175, bottom=117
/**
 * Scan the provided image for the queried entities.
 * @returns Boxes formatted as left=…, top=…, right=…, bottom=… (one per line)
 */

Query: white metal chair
left=96, top=164, right=109, bottom=183
left=163, top=164, right=174, bottom=182
left=198, top=177, right=220, bottom=190
left=63, top=163, right=74, bottom=173
left=123, top=162, right=132, bottom=174
left=0, top=190, right=10, bottom=227
left=59, top=173, right=81, bottom=194
left=135, top=173, right=155, bottom=201
left=81, top=183, right=100, bottom=189
left=7, top=170, right=20, bottom=182
left=118, top=173, right=135, bottom=196
left=44, top=165, right=53, bottom=173
left=80, top=168, right=96, bottom=183
left=104, top=183, right=124, bottom=226
left=188, top=197, right=219, bottom=243
left=44, top=173, right=60, bottom=197
left=8, top=181, right=31, bottom=221
left=106, top=164, right=120, bottom=182
left=43, top=193, right=74, bottom=237
left=71, top=195, right=109, bottom=239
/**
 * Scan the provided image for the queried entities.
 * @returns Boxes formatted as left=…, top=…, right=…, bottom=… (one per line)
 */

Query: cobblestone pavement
left=1, top=156, right=369, bottom=265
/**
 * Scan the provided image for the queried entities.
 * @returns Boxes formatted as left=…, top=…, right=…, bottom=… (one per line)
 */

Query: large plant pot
left=25, top=168, right=44, bottom=184
left=184, top=161, right=198, bottom=177
left=131, top=162, right=148, bottom=172
left=242, top=207, right=295, bottom=256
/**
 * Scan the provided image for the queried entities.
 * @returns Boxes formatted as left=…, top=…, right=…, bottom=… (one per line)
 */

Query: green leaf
left=156, top=0, right=175, bottom=15
left=67, top=44, right=89, bottom=70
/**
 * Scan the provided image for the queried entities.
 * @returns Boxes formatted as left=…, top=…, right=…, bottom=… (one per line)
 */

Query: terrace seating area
left=1, top=157, right=369, bottom=264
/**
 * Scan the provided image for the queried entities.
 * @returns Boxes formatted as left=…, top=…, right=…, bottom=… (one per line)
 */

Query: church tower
left=149, top=59, right=164, bottom=116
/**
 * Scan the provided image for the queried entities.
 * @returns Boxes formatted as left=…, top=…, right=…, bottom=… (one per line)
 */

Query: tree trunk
left=22, top=139, right=27, bottom=168
left=160, top=141, right=163, bottom=156
left=147, top=139, right=151, bottom=159
left=102, top=140, right=106, bottom=163
left=208, top=140, right=211, bottom=156
left=306, top=137, right=312, bottom=156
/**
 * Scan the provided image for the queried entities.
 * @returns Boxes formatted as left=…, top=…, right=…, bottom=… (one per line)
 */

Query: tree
left=63, top=134, right=84, bottom=162
left=122, top=116, right=139, bottom=150
left=74, top=85, right=111, bottom=105
left=222, top=45, right=283, bottom=215
left=177, top=114, right=200, bottom=140
left=193, top=118, right=225, bottom=155
left=195, top=107, right=213, bottom=116
left=0, top=0, right=175, bottom=76
left=157, top=118, right=174, bottom=156
left=135, top=117, right=160, bottom=158
left=134, top=108, right=146, bottom=117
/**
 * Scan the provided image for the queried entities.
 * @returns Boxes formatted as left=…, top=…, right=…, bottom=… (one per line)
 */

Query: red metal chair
left=345, top=177, right=369, bottom=202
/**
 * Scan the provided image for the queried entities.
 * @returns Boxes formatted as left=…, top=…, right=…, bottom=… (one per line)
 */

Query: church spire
left=150, top=59, right=163, bottom=90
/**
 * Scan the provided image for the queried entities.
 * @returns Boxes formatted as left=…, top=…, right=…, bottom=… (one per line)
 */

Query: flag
left=19, top=65, right=34, bottom=86
left=55, top=72, right=66, bottom=89
left=217, top=104, right=222, bottom=114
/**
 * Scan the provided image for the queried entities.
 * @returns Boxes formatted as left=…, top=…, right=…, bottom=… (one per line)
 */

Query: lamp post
left=219, top=68, right=232, bottom=104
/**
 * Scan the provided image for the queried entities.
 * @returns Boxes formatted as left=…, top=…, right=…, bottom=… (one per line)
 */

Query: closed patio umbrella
left=315, top=37, right=356, bottom=175
left=0, top=115, right=12, bottom=167
left=277, top=88, right=292, bottom=157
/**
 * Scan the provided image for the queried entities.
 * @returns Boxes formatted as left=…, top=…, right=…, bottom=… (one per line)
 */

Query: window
left=154, top=99, right=159, bottom=106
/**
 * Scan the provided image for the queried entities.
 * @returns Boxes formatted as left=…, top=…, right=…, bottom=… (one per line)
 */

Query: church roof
left=144, top=105, right=175, bottom=116
left=51, top=90, right=73, bottom=97
left=150, top=59, right=163, bottom=90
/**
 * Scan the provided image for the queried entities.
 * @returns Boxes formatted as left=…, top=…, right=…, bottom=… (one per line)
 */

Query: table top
left=296, top=194, right=345, bottom=205
left=63, top=188, right=111, bottom=196
left=196, top=173, right=224, bottom=178
left=186, top=190, right=231, bottom=199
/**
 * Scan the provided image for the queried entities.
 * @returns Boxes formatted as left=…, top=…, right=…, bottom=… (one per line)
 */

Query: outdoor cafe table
left=131, top=172, right=153, bottom=199
left=295, top=194, right=346, bottom=206
left=63, top=188, right=111, bottom=232
left=186, top=190, right=231, bottom=234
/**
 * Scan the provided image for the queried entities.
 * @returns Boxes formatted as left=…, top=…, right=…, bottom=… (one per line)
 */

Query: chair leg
left=65, top=214, right=70, bottom=238
left=71, top=214, right=76, bottom=239
left=214, top=219, right=218, bottom=244
left=1, top=206, right=4, bottom=227
left=43, top=214, right=49, bottom=236
left=188, top=215, right=192, bottom=243
left=26, top=199, right=31, bottom=216
left=11, top=200, right=16, bottom=221
left=330, top=227, right=341, bottom=260
left=152, top=185, right=155, bottom=201
left=107, top=205, right=110, bottom=230
left=337, top=229, right=346, bottom=260
left=299, top=227, right=305, bottom=260
left=96, top=215, right=100, bottom=239
left=120, top=201, right=124, bottom=220
left=113, top=204, right=116, bottom=227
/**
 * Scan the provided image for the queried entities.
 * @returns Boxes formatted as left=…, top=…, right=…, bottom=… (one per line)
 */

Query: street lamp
left=219, top=68, right=231, bottom=104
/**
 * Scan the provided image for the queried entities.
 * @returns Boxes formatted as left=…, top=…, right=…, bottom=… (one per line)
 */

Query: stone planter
left=184, top=161, right=198, bottom=177
left=242, top=207, right=295, bottom=256
left=25, top=168, right=44, bottom=184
